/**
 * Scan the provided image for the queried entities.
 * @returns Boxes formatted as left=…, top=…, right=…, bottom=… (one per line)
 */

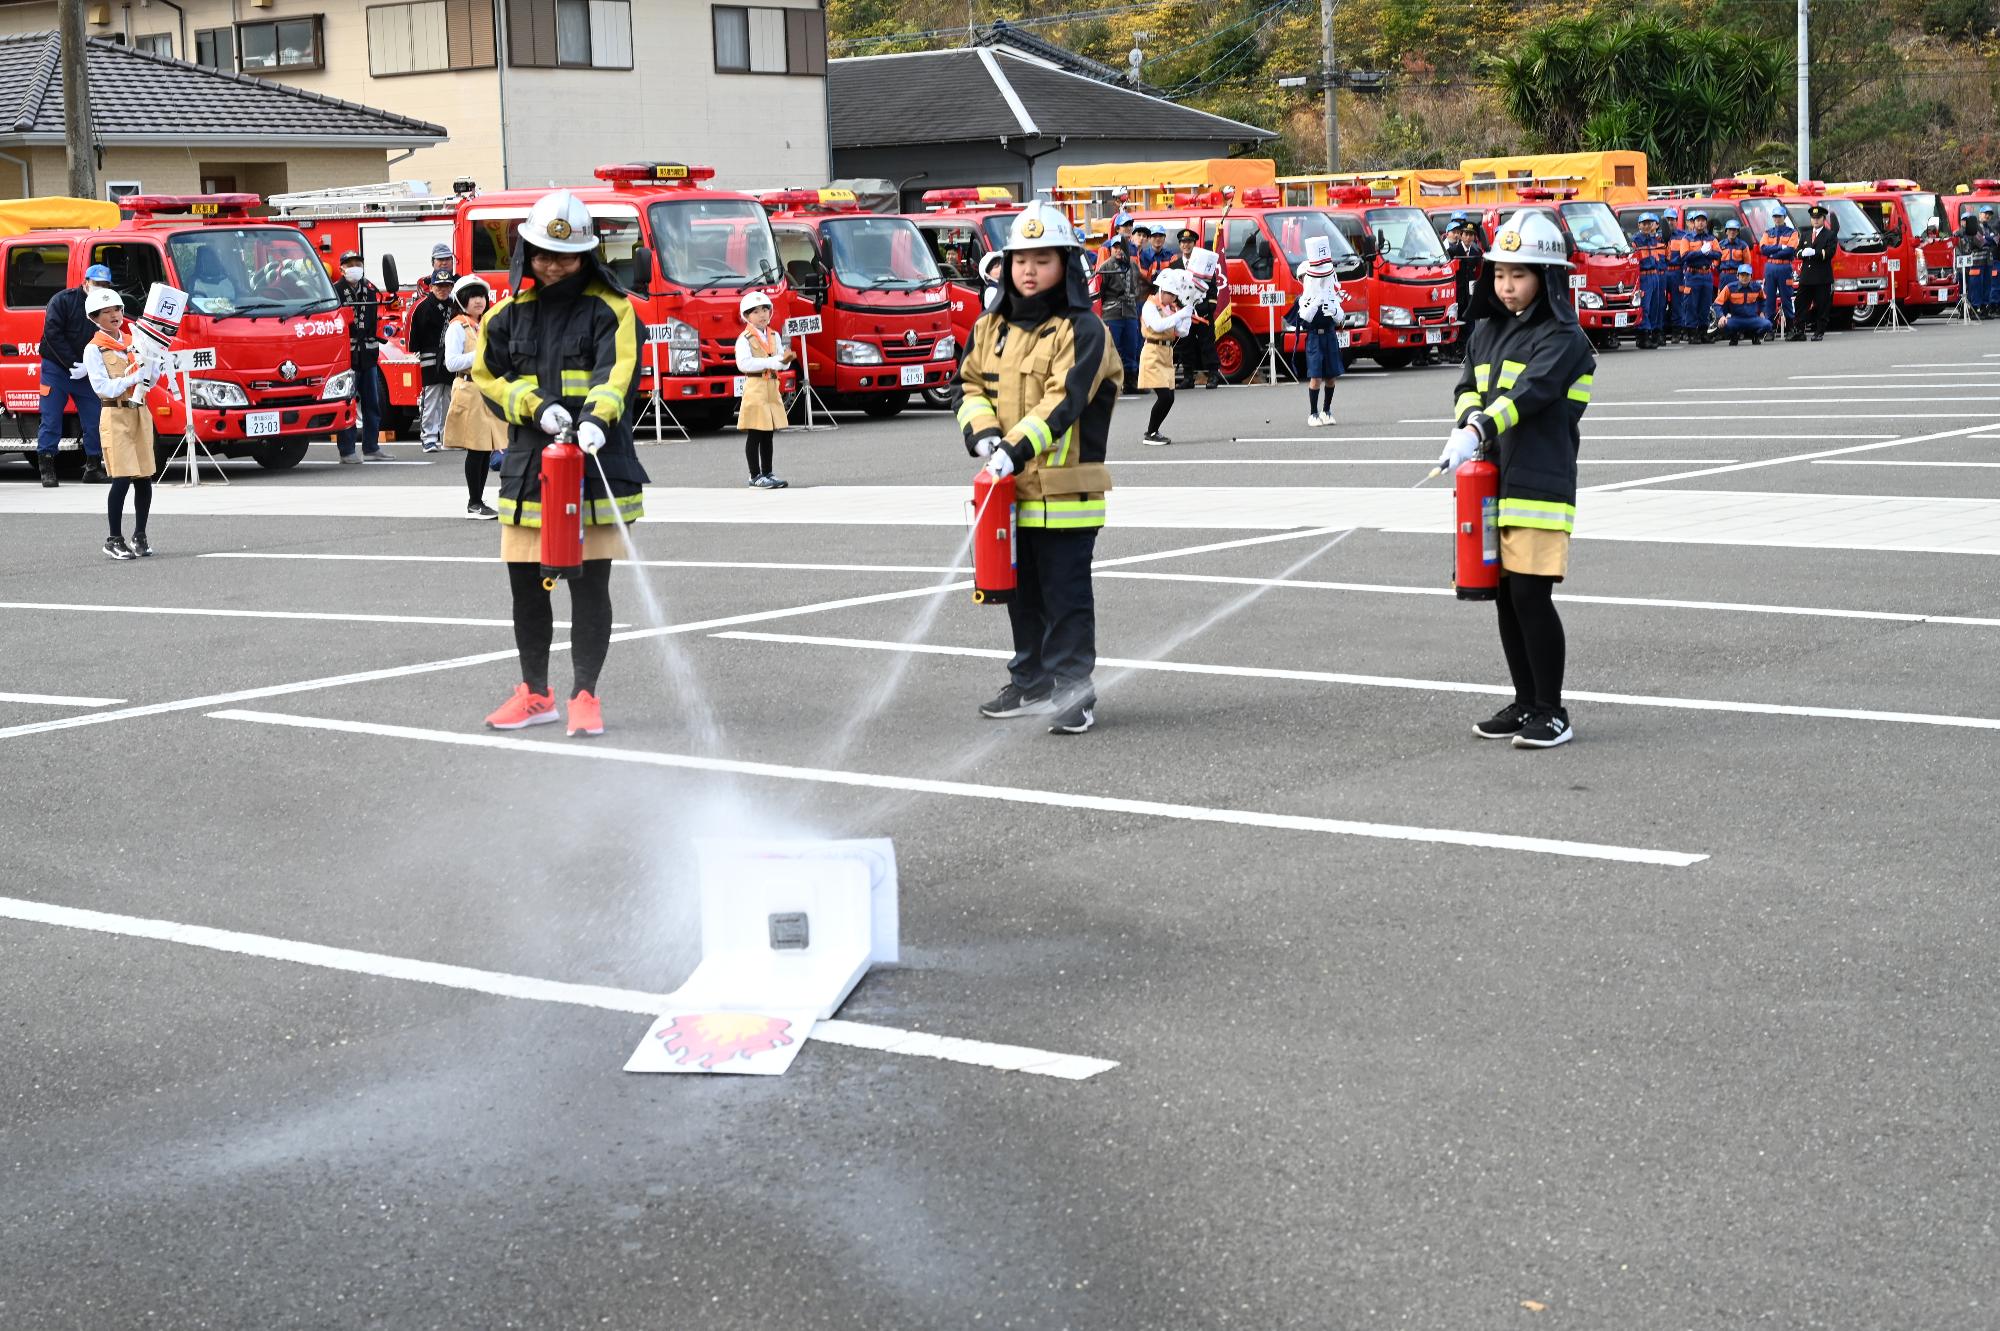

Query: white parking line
left=716, top=631, right=2000, bottom=735
left=0, top=601, right=625, bottom=629
left=1115, top=458, right=1739, bottom=467
left=1233, top=434, right=1890, bottom=443
left=1683, top=385, right=2000, bottom=393
left=203, top=553, right=971, bottom=574
left=0, top=690, right=125, bottom=707
left=0, top=894, right=1117, bottom=1081
left=1789, top=371, right=2000, bottom=379
left=208, top=709, right=1710, bottom=868
left=1812, top=460, right=2000, bottom=469
left=1583, top=421, right=2000, bottom=492
left=1407, top=414, right=2000, bottom=424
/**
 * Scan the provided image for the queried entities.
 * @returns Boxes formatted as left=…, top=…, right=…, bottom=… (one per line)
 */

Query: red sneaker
left=485, top=683, right=559, bottom=730
left=567, top=690, right=604, bottom=737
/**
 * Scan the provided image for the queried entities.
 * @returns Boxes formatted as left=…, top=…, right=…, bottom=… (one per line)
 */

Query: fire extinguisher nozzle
left=542, top=576, right=557, bottom=591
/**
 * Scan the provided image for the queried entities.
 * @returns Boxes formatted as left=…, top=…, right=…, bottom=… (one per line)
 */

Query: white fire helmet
left=450, top=274, right=492, bottom=307
left=1487, top=210, right=1571, bottom=268
left=978, top=249, right=1005, bottom=282
left=739, top=289, right=774, bottom=318
left=519, top=189, right=600, bottom=254
left=85, top=288, right=125, bottom=316
left=1001, top=201, right=1080, bottom=253
left=1155, top=269, right=1195, bottom=304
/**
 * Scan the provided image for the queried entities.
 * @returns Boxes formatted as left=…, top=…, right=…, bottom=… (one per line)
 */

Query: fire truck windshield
left=167, top=227, right=336, bottom=316
left=1365, top=208, right=1446, bottom=263
left=1901, top=192, right=1943, bottom=238
left=1820, top=197, right=1885, bottom=252
left=646, top=198, right=780, bottom=290
left=1266, top=211, right=1363, bottom=277
left=822, top=216, right=941, bottom=290
left=1559, top=202, right=1633, bottom=255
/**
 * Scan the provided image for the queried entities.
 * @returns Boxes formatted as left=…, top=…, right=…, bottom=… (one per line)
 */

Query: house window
left=134, top=32, right=174, bottom=58
left=506, top=0, right=630, bottom=70
left=237, top=16, right=324, bottom=72
left=713, top=5, right=823, bottom=76
left=369, top=0, right=496, bottom=76
left=194, top=27, right=233, bottom=69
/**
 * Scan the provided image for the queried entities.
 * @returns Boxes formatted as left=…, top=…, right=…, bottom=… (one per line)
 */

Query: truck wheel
left=1851, top=302, right=1889, bottom=329
left=254, top=440, right=311, bottom=471
left=921, top=384, right=954, bottom=410
left=1371, top=348, right=1417, bottom=369
left=862, top=392, right=909, bottom=419
left=1217, top=328, right=1258, bottom=383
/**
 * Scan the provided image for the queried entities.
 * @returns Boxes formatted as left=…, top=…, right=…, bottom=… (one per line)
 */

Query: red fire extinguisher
left=969, top=467, right=1016, bottom=605
left=538, top=427, right=585, bottom=591
left=1453, top=454, right=1500, bottom=601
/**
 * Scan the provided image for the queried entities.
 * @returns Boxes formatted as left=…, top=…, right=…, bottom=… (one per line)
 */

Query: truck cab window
left=5, top=243, right=70, bottom=309
left=89, top=243, right=166, bottom=311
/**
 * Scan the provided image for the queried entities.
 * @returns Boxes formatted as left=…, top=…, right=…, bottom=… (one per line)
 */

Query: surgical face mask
left=342, top=265, right=364, bottom=283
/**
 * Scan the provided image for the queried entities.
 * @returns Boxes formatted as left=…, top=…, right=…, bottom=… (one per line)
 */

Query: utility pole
left=61, top=0, right=95, bottom=199
left=1321, top=0, right=1339, bottom=172
left=1795, top=0, right=1811, bottom=181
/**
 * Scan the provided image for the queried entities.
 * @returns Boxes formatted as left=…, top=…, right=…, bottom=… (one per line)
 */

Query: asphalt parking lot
left=3, top=323, right=1998, bottom=1329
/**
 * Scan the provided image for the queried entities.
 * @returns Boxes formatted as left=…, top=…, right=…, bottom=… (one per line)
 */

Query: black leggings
left=1146, top=389, right=1175, bottom=434
left=1495, top=573, right=1565, bottom=711
left=745, top=430, right=773, bottom=478
left=107, top=478, right=151, bottom=538
left=507, top=558, right=613, bottom=697
left=464, top=449, right=489, bottom=505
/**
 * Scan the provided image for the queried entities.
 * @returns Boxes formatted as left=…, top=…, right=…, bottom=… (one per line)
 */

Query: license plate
left=244, top=410, right=280, bottom=437
left=899, top=365, right=924, bottom=387
left=1613, top=313, right=1630, bottom=327
left=731, top=376, right=746, bottom=397
left=1864, top=292, right=1879, bottom=306
left=1424, top=329, right=1442, bottom=345
left=1337, top=332, right=1351, bottom=347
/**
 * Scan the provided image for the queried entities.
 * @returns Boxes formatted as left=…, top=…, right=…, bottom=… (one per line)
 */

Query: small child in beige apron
left=81, top=293, right=159, bottom=559
left=441, top=276, right=507, bottom=518
left=735, top=290, right=792, bottom=488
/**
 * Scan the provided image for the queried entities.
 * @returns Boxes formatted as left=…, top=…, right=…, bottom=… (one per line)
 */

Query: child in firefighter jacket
left=1437, top=210, right=1595, bottom=750
left=955, top=201, right=1123, bottom=735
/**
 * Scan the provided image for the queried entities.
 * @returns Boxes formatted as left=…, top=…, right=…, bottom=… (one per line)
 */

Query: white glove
left=1798, top=247, right=1816, bottom=258
left=1437, top=424, right=1481, bottom=473
left=577, top=419, right=606, bottom=454
left=69, top=362, right=86, bottom=380
left=537, top=402, right=573, bottom=436
left=973, top=435, right=997, bottom=458
left=984, top=448, right=1016, bottom=479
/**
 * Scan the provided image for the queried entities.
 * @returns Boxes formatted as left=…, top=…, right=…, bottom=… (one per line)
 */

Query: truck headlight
left=1833, top=278, right=1859, bottom=292
left=188, top=378, right=249, bottom=409
left=656, top=318, right=701, bottom=376
left=321, top=369, right=355, bottom=400
left=1341, top=309, right=1369, bottom=329
left=1577, top=290, right=1604, bottom=309
left=934, top=335, right=956, bottom=361
left=837, top=339, right=884, bottom=365
left=1379, top=306, right=1413, bottom=327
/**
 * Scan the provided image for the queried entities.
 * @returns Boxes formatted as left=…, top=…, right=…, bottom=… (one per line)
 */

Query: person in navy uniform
left=332, top=249, right=390, bottom=462
left=1630, top=213, right=1670, bottom=350
left=33, top=260, right=116, bottom=487
left=1759, top=208, right=1799, bottom=335
left=1712, top=263, right=1772, bottom=345
left=1794, top=203, right=1839, bottom=341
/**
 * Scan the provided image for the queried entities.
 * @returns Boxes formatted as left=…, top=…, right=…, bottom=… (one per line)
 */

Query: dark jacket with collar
left=1451, top=266, right=1596, bottom=528
left=408, top=284, right=453, bottom=386
left=39, top=285, right=93, bottom=369
left=333, top=277, right=384, bottom=362
left=1797, top=219, right=1839, bottom=284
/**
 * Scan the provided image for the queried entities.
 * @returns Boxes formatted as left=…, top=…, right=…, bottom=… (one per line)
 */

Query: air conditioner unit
left=87, top=4, right=110, bottom=24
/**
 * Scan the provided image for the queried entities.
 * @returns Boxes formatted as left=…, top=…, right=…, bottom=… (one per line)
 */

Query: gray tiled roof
left=830, top=47, right=1271, bottom=150
left=1, top=32, right=446, bottom=143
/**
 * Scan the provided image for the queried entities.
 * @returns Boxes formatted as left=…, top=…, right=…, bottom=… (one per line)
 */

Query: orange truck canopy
left=1459, top=152, right=1648, bottom=205
left=1054, top=158, right=1278, bottom=214
left=1276, top=170, right=1464, bottom=207
left=0, top=196, right=121, bottom=238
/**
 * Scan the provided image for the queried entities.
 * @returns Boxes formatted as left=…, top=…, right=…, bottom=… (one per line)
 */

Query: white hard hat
left=739, top=289, right=774, bottom=317
left=1488, top=211, right=1571, bottom=268
left=1001, top=201, right=1080, bottom=252
left=519, top=189, right=599, bottom=254
left=86, top=288, right=124, bottom=316
left=978, top=249, right=1005, bottom=281
left=1187, top=246, right=1221, bottom=278
left=1155, top=269, right=1193, bottom=303
left=450, top=274, right=492, bottom=305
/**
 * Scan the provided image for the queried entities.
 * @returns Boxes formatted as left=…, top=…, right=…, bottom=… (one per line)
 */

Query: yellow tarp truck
left=1459, top=152, right=1648, bottom=205
left=0, top=197, right=121, bottom=237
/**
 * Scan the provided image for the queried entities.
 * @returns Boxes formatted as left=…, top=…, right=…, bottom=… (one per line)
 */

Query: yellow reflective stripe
left=1473, top=363, right=1491, bottom=392
left=1497, top=497, right=1575, bottom=533
left=584, top=384, right=627, bottom=419
left=1453, top=390, right=1483, bottom=419
left=1016, top=415, right=1053, bottom=456
left=1052, top=426, right=1075, bottom=467
left=1018, top=497, right=1106, bottom=529
left=497, top=496, right=536, bottom=524
left=602, top=287, right=639, bottom=410
left=1567, top=373, right=1593, bottom=404
left=957, top=395, right=996, bottom=427
left=1497, top=359, right=1527, bottom=390
left=560, top=370, right=595, bottom=393
left=502, top=377, right=542, bottom=425
left=1488, top=395, right=1520, bottom=434
left=585, top=492, right=645, bottom=525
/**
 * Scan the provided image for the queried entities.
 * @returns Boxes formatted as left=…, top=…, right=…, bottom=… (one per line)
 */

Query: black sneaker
left=82, top=459, right=108, bottom=483
left=1048, top=692, right=1097, bottom=735
left=1142, top=431, right=1171, bottom=447
left=466, top=502, right=498, bottom=520
left=1512, top=709, right=1574, bottom=749
left=103, top=536, right=137, bottom=561
left=130, top=531, right=153, bottom=558
left=765, top=474, right=789, bottom=489
left=1474, top=702, right=1534, bottom=740
left=979, top=683, right=1055, bottom=718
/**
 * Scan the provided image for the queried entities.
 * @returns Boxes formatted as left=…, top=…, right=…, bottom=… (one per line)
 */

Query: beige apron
left=93, top=335, right=156, bottom=478
left=444, top=316, right=507, bottom=452
left=734, top=328, right=789, bottom=433
left=1137, top=298, right=1180, bottom=389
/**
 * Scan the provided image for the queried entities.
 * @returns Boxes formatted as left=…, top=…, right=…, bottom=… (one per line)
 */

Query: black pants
left=1795, top=281, right=1832, bottom=336
left=1147, top=388, right=1175, bottom=434
left=107, top=477, right=151, bottom=538
left=745, top=430, right=773, bottom=479
left=464, top=449, right=489, bottom=505
left=1494, top=572, right=1565, bottom=712
left=1006, top=526, right=1099, bottom=696
left=1180, top=319, right=1220, bottom=379
left=507, top=558, right=613, bottom=697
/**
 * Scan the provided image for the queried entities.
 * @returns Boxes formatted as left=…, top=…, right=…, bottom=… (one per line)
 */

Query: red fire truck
left=760, top=188, right=956, bottom=418
left=1943, top=178, right=2000, bottom=232
left=907, top=188, right=1021, bottom=375
left=1318, top=185, right=1461, bottom=368
left=1130, top=189, right=1371, bottom=380
left=452, top=163, right=792, bottom=432
left=1775, top=183, right=1893, bottom=328
left=1826, top=179, right=1961, bottom=317
left=1459, top=188, right=1642, bottom=348
left=0, top=192, right=356, bottom=472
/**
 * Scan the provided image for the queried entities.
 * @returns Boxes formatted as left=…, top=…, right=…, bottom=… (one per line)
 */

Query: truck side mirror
left=630, top=245, right=654, bottom=298
left=380, top=254, right=399, bottom=294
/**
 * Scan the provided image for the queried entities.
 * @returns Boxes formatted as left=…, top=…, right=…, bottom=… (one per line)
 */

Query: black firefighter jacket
left=1451, top=271, right=1596, bottom=534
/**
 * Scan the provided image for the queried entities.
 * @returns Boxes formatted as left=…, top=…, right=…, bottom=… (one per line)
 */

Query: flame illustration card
left=624, top=1010, right=816, bottom=1076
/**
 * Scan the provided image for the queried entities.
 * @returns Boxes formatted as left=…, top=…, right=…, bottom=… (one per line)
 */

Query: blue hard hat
left=1449, top=211, right=1467, bottom=221
left=1737, top=263, right=1752, bottom=273
left=1638, top=212, right=1657, bottom=223
left=1723, top=217, right=1742, bottom=228
left=1688, top=210, right=1709, bottom=221
left=84, top=263, right=113, bottom=282
left=1113, top=211, right=1133, bottom=227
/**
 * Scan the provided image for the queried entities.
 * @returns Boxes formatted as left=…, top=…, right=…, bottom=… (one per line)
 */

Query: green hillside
left=829, top=0, right=2000, bottom=186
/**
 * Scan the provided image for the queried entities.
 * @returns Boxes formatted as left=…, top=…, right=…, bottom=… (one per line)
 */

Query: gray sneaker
left=979, top=683, right=1055, bottom=718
